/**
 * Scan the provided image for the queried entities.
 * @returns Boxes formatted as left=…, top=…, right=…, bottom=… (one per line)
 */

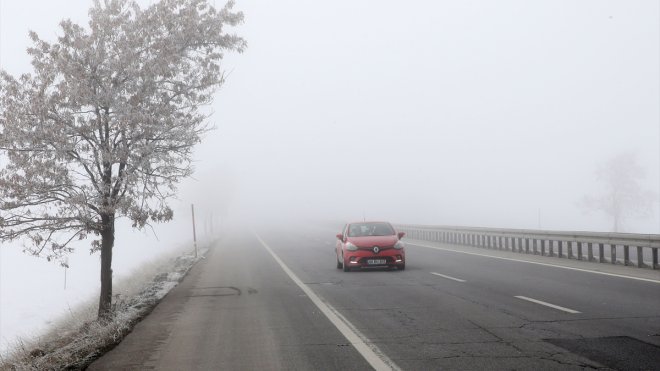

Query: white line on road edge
left=514, top=296, right=581, bottom=314
left=430, top=272, right=466, bottom=282
left=409, top=242, right=660, bottom=284
left=255, top=233, right=400, bottom=371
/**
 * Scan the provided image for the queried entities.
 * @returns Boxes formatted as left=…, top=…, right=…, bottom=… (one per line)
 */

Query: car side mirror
left=397, top=232, right=406, bottom=239
left=336, top=233, right=344, bottom=241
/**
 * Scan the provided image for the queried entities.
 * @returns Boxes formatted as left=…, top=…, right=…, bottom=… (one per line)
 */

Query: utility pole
left=191, top=204, right=198, bottom=258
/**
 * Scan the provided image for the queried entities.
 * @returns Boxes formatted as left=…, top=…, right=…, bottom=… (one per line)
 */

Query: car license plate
left=367, top=259, right=386, bottom=265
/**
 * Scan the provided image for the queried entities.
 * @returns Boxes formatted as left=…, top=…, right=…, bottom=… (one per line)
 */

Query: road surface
left=89, top=224, right=660, bottom=370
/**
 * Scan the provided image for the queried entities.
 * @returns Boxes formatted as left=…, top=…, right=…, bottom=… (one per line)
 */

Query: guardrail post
left=636, top=246, right=644, bottom=268
left=533, top=239, right=538, bottom=255
left=524, top=238, right=529, bottom=254
left=599, top=243, right=605, bottom=263
left=588, top=242, right=594, bottom=262
left=558, top=241, right=563, bottom=258
left=577, top=241, right=583, bottom=261
left=567, top=241, right=573, bottom=259
left=541, top=239, right=546, bottom=256
left=611, top=244, right=617, bottom=264
left=653, top=248, right=658, bottom=269
left=624, top=245, right=630, bottom=266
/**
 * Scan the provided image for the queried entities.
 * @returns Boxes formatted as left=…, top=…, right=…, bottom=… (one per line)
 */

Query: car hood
left=347, top=235, right=398, bottom=248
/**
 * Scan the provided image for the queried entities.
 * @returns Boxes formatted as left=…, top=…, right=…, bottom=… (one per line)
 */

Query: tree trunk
left=98, top=212, right=115, bottom=320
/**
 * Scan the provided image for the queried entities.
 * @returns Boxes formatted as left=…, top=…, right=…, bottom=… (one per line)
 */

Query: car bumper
left=344, top=249, right=405, bottom=268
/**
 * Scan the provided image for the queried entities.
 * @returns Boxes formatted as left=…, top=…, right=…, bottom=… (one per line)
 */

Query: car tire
left=398, top=264, right=405, bottom=271
left=336, top=254, right=343, bottom=269
left=343, top=258, right=350, bottom=272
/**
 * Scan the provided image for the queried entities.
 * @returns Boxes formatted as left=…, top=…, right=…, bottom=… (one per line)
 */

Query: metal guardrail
left=395, top=224, right=660, bottom=270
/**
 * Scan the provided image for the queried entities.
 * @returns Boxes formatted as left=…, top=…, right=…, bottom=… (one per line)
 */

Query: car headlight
left=345, top=242, right=358, bottom=251
left=394, top=241, right=405, bottom=249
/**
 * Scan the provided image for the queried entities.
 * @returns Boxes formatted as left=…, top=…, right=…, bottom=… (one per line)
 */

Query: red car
left=335, top=221, right=406, bottom=271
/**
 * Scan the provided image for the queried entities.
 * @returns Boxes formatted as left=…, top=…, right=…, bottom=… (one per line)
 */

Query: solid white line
left=255, top=233, right=400, bottom=371
left=430, top=272, right=466, bottom=282
left=514, top=296, right=581, bottom=314
left=409, top=242, right=660, bottom=284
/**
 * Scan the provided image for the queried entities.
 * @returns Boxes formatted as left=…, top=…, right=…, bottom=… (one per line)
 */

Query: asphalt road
left=89, top=224, right=660, bottom=370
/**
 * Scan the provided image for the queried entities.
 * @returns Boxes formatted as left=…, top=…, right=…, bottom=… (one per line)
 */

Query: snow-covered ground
left=0, top=217, right=206, bottom=356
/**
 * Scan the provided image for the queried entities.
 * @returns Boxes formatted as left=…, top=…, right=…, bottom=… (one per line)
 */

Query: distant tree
left=0, top=0, right=245, bottom=319
left=580, top=152, right=654, bottom=232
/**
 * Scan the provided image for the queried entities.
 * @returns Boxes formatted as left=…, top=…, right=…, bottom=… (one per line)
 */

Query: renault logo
left=373, top=246, right=380, bottom=253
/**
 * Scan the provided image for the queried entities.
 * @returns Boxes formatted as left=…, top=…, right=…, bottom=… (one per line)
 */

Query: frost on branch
left=0, top=0, right=246, bottom=263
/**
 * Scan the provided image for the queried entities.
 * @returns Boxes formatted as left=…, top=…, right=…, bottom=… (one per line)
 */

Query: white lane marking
left=255, top=233, right=400, bottom=371
left=409, top=242, right=660, bottom=284
left=514, top=296, right=581, bottom=314
left=430, top=272, right=466, bottom=282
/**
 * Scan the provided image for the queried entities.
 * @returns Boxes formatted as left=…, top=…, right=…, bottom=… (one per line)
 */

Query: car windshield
left=348, top=222, right=394, bottom=237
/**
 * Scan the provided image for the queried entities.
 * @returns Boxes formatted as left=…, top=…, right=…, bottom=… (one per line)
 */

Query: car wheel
left=398, top=263, right=405, bottom=271
left=343, top=256, right=350, bottom=272
left=336, top=253, right=343, bottom=269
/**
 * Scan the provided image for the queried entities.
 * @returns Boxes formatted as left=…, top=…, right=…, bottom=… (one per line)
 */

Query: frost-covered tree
left=0, top=0, right=245, bottom=319
left=580, top=152, right=654, bottom=232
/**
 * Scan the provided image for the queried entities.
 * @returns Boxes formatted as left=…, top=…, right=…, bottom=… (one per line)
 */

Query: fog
left=1, top=0, right=659, bottom=263
left=1, top=0, right=658, bottom=238
left=204, top=0, right=660, bottom=233
left=0, top=0, right=658, bottom=352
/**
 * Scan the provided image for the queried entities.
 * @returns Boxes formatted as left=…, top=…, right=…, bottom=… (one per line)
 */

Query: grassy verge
left=0, top=243, right=209, bottom=370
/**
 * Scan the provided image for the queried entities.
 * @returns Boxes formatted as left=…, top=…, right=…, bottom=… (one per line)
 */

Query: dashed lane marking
left=430, top=272, right=466, bottom=282
left=514, top=295, right=581, bottom=314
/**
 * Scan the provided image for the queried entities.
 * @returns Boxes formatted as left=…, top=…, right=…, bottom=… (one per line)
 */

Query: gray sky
left=1, top=0, right=659, bottom=236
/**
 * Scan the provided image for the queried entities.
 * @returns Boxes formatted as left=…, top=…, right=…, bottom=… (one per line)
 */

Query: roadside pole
left=191, top=204, right=198, bottom=258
